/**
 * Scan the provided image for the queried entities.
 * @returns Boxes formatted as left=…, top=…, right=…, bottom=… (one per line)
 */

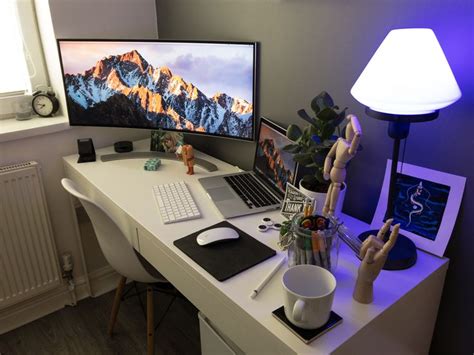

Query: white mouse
left=196, top=227, right=240, bottom=246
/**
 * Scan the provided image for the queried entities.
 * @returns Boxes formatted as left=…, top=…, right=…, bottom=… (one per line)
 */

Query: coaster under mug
left=272, top=306, right=342, bottom=344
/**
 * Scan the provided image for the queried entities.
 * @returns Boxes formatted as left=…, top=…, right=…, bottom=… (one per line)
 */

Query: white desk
left=63, top=139, right=448, bottom=355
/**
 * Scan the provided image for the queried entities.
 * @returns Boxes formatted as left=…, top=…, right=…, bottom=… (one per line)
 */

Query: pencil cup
left=287, top=213, right=340, bottom=273
left=282, top=264, right=336, bottom=329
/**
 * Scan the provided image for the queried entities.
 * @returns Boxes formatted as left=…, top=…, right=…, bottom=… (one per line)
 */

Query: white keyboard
left=152, top=181, right=201, bottom=224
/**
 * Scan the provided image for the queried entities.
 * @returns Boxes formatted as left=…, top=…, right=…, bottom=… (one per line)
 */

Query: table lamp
left=350, top=28, right=461, bottom=270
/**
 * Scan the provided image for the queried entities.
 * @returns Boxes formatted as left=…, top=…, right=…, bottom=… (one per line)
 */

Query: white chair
left=61, top=178, right=168, bottom=355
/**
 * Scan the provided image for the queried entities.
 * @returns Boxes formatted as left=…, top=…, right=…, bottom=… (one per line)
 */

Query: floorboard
left=0, top=285, right=201, bottom=355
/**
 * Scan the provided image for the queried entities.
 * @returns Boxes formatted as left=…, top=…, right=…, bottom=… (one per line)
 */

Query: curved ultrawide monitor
left=57, top=39, right=257, bottom=141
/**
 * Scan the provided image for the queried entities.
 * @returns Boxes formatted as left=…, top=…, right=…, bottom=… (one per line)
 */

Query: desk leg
left=147, top=286, right=154, bottom=355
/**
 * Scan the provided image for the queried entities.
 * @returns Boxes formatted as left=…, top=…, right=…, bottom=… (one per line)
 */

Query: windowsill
left=0, top=115, right=70, bottom=143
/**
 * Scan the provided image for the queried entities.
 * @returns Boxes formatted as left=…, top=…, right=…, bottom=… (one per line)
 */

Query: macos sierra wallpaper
left=59, top=41, right=255, bottom=139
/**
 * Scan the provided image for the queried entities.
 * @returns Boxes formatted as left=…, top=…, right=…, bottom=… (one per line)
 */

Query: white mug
left=282, top=264, right=336, bottom=329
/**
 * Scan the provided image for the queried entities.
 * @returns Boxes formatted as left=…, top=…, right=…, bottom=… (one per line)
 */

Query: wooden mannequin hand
left=353, top=220, right=399, bottom=303
left=359, top=218, right=394, bottom=259
left=359, top=222, right=399, bottom=280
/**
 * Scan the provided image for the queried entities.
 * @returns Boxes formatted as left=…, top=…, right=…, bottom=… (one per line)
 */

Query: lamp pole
left=365, top=108, right=439, bottom=228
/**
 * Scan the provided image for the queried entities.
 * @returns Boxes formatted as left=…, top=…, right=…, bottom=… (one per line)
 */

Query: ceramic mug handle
left=292, top=299, right=306, bottom=322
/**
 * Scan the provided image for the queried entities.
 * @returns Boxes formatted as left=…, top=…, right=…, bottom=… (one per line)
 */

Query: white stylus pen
left=250, top=256, right=286, bottom=299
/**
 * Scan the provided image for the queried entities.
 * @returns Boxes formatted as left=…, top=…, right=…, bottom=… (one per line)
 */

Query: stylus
left=250, top=255, right=286, bottom=299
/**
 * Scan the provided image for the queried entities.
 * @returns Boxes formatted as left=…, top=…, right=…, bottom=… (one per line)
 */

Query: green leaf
left=322, top=139, right=336, bottom=148
left=314, top=169, right=326, bottom=184
left=321, top=124, right=336, bottom=140
left=314, top=91, right=334, bottom=111
left=286, top=124, right=303, bottom=141
left=282, top=143, right=301, bottom=153
left=293, top=153, right=313, bottom=166
left=317, top=107, right=339, bottom=121
left=312, top=151, right=326, bottom=165
left=330, top=108, right=347, bottom=128
left=309, top=125, right=319, bottom=136
left=321, top=91, right=334, bottom=107
left=297, top=109, right=316, bottom=125
left=310, top=97, right=321, bottom=114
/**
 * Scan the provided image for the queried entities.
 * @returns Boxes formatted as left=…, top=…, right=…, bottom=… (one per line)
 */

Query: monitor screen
left=254, top=118, right=297, bottom=194
left=57, top=40, right=257, bottom=141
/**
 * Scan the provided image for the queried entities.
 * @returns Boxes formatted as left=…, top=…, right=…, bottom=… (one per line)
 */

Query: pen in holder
left=286, top=213, right=340, bottom=273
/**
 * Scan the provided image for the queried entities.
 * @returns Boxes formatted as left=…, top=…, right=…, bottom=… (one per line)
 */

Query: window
left=0, top=1, right=29, bottom=94
left=0, top=0, right=48, bottom=117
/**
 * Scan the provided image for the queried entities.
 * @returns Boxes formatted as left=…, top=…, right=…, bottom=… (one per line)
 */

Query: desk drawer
left=199, top=312, right=243, bottom=355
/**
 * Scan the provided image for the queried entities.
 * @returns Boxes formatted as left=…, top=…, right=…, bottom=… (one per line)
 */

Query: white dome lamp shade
left=351, top=28, right=461, bottom=117
left=350, top=28, right=462, bottom=271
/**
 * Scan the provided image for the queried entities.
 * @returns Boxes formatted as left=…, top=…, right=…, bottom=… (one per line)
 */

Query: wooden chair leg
left=108, top=276, right=127, bottom=337
left=147, top=285, right=154, bottom=355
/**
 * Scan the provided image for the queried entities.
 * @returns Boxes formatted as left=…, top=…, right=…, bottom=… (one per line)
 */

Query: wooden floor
left=0, top=285, right=201, bottom=355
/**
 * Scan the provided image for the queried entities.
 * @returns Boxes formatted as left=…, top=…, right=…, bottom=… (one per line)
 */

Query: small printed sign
left=280, top=183, right=315, bottom=219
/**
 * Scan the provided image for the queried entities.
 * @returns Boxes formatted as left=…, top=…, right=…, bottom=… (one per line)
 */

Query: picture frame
left=371, top=160, right=466, bottom=257
left=150, top=130, right=184, bottom=154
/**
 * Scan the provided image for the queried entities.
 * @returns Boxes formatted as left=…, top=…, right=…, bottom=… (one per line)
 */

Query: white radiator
left=0, top=161, right=61, bottom=310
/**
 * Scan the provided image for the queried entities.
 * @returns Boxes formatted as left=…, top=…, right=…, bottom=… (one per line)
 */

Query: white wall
left=0, top=0, right=158, bottom=277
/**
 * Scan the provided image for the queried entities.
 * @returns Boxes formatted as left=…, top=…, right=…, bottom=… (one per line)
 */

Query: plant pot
left=299, top=181, right=346, bottom=217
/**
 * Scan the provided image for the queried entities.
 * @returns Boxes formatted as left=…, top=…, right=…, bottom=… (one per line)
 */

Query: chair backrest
left=61, top=178, right=157, bottom=283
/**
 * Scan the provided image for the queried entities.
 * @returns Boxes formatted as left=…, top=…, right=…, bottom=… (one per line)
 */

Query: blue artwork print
left=387, top=173, right=450, bottom=241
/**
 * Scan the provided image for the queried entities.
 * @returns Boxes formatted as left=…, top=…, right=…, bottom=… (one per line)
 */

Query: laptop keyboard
left=224, top=173, right=280, bottom=209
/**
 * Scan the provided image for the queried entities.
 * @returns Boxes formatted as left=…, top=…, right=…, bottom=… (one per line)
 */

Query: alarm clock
left=32, top=90, right=60, bottom=117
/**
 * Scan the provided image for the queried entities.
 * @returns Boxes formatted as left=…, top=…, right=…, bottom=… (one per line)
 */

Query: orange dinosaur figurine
left=181, top=145, right=195, bottom=175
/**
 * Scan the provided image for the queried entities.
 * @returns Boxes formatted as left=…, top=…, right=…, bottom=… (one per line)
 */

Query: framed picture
left=150, top=130, right=184, bottom=154
left=371, top=160, right=466, bottom=257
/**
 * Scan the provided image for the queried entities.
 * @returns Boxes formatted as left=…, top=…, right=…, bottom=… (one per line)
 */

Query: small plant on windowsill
left=283, top=91, right=347, bottom=193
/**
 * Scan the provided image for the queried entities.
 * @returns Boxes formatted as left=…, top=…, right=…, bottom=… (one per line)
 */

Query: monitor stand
left=100, top=152, right=218, bottom=172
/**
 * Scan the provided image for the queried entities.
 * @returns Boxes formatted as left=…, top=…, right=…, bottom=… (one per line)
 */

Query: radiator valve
left=61, top=252, right=77, bottom=306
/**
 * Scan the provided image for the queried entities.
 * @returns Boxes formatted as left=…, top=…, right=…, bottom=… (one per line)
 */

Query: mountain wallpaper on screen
left=64, top=50, right=253, bottom=138
left=256, top=138, right=295, bottom=192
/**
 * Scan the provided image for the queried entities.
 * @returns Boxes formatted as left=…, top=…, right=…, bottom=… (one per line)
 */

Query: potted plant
left=283, top=91, right=348, bottom=214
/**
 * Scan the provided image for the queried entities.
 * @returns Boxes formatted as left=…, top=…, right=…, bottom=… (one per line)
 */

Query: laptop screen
left=254, top=118, right=297, bottom=195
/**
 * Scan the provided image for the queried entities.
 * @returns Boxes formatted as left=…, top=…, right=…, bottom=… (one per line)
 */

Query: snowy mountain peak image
left=62, top=47, right=254, bottom=138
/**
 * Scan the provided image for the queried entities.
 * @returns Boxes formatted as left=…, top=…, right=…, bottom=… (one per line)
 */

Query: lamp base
left=358, top=230, right=417, bottom=270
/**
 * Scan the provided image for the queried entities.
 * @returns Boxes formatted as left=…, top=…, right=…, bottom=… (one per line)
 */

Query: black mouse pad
left=173, top=220, right=276, bottom=281
left=272, top=306, right=342, bottom=344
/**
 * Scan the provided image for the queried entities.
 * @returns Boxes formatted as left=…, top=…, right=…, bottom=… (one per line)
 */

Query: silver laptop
left=199, top=117, right=297, bottom=218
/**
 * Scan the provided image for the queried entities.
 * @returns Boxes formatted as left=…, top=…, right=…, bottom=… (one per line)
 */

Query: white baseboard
left=76, top=265, right=121, bottom=300
left=0, top=265, right=119, bottom=335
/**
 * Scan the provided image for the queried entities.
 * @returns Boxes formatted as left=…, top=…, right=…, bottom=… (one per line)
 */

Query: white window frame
left=0, top=0, right=49, bottom=119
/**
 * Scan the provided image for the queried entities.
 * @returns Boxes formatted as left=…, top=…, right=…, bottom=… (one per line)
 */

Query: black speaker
left=114, top=141, right=133, bottom=153
left=77, top=138, right=96, bottom=163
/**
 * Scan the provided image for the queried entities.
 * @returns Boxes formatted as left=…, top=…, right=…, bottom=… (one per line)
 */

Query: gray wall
left=49, top=0, right=158, bottom=39
left=155, top=0, right=473, bottom=353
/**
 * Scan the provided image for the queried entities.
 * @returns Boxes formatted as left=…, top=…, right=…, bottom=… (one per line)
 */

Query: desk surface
left=63, top=139, right=448, bottom=354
